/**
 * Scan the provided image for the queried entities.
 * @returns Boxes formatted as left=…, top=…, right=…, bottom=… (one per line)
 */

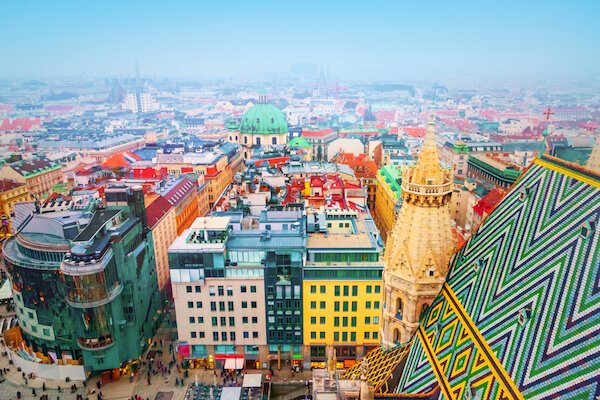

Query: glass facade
left=62, top=259, right=119, bottom=304
left=74, top=304, right=113, bottom=349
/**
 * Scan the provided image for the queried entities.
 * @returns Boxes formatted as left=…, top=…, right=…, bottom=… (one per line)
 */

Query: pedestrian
left=32, top=388, right=37, bottom=396
left=147, top=376, right=151, bottom=385
left=43, top=382, right=46, bottom=391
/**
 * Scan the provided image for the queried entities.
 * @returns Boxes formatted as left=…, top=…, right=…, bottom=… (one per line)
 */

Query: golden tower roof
left=384, top=119, right=455, bottom=279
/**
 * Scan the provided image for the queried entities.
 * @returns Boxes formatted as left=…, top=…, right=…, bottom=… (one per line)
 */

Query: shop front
left=217, top=354, right=245, bottom=370
left=178, top=343, right=215, bottom=369
left=334, top=346, right=357, bottom=368
left=309, top=345, right=326, bottom=369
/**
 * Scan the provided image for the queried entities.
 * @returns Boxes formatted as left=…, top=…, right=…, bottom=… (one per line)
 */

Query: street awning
left=242, top=373, right=262, bottom=387
left=224, top=358, right=236, bottom=370
left=235, top=357, right=245, bottom=369
left=221, top=387, right=241, bottom=400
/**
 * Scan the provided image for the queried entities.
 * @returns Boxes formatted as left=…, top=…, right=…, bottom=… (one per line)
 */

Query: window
left=351, top=317, right=357, bottom=327
left=343, top=286, right=349, bottom=296
left=209, top=286, right=216, bottom=296
left=187, top=301, right=194, bottom=308
left=311, top=332, right=316, bottom=339
left=221, top=332, right=227, bottom=341
left=229, top=317, right=235, bottom=326
left=334, top=286, right=340, bottom=296
left=198, top=317, right=204, bottom=323
left=242, top=301, right=248, bottom=309
left=350, top=332, right=356, bottom=342
left=366, top=301, right=371, bottom=309
left=365, top=316, right=371, bottom=324
left=210, top=302, right=216, bottom=311
left=218, top=286, right=224, bottom=296
left=351, top=302, right=357, bottom=312
left=243, top=332, right=249, bottom=339
left=241, top=286, right=247, bottom=293
left=343, top=317, right=348, bottom=327
left=352, top=286, right=358, bottom=296
left=195, top=286, right=201, bottom=293
left=251, top=301, right=257, bottom=309
left=189, top=317, right=195, bottom=324
left=374, top=285, right=381, bottom=294
left=310, top=301, right=316, bottom=309
left=253, top=332, right=258, bottom=339
left=212, top=317, right=218, bottom=326
left=366, top=285, right=372, bottom=294
left=373, top=316, right=379, bottom=324
left=374, top=301, right=380, bottom=309
left=334, top=332, right=339, bottom=341
left=228, top=302, right=234, bottom=311
left=373, top=332, right=378, bottom=339
left=230, top=332, right=236, bottom=341
left=42, top=328, right=50, bottom=336
left=213, top=332, right=219, bottom=341
left=311, top=317, right=317, bottom=324
left=342, top=332, right=348, bottom=341
left=227, top=286, right=233, bottom=296
left=334, top=317, right=340, bottom=327
left=191, top=332, right=197, bottom=338
left=320, top=285, right=326, bottom=294
left=219, top=302, right=225, bottom=312
left=242, top=317, right=248, bottom=323
left=196, top=301, right=202, bottom=308
left=199, top=332, right=205, bottom=338
left=320, top=301, right=326, bottom=309
left=320, top=317, right=325, bottom=324
left=343, top=302, right=348, bottom=312
left=364, top=332, right=370, bottom=339
left=252, top=317, right=258, bottom=324
left=250, top=286, right=257, bottom=293
left=186, top=286, right=192, bottom=293
left=272, top=137, right=277, bottom=145
left=310, top=285, right=316, bottom=294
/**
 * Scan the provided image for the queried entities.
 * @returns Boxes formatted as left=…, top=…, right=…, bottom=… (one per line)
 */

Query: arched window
left=395, top=298, right=403, bottom=320
left=393, top=328, right=400, bottom=343
left=244, top=136, right=248, bottom=144
left=420, top=303, right=429, bottom=319
left=272, top=137, right=277, bottom=145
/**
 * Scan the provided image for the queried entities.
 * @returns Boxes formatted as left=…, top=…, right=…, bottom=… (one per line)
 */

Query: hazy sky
left=1, top=0, right=598, bottom=82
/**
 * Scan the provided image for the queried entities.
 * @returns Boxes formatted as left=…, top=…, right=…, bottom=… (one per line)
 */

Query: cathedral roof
left=392, top=154, right=600, bottom=399
left=239, top=103, right=288, bottom=135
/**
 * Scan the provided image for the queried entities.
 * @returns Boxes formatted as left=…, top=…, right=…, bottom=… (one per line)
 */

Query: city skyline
left=1, top=0, right=599, bottom=82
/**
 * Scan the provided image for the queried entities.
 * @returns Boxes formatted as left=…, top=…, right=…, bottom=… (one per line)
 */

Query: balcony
left=401, top=180, right=453, bottom=196
left=77, top=335, right=114, bottom=351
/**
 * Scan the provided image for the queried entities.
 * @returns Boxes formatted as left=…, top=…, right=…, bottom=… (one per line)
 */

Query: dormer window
left=428, top=270, right=435, bottom=277
left=580, top=218, right=596, bottom=239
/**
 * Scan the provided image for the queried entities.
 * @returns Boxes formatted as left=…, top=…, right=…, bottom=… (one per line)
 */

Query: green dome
left=240, top=103, right=288, bottom=135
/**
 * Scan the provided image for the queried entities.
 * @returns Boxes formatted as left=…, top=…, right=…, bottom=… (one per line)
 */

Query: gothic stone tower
left=381, top=119, right=455, bottom=349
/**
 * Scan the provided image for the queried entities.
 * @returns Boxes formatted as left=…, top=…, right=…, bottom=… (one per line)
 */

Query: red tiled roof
left=145, top=196, right=173, bottom=229
left=401, top=127, right=426, bottom=138
left=0, top=118, right=41, bottom=132
left=162, top=178, right=196, bottom=206
left=302, top=128, right=335, bottom=138
left=473, top=188, right=505, bottom=217
left=0, top=179, right=25, bottom=192
left=102, top=151, right=142, bottom=169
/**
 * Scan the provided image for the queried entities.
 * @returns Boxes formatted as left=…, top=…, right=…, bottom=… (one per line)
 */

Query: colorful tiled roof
left=395, top=154, right=600, bottom=399
left=11, top=159, right=60, bottom=177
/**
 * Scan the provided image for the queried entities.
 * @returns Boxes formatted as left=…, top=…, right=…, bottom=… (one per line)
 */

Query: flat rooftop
left=190, top=216, right=231, bottom=230
left=307, top=217, right=378, bottom=250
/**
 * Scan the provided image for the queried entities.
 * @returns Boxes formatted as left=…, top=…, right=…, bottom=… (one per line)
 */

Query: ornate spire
left=381, top=119, right=455, bottom=349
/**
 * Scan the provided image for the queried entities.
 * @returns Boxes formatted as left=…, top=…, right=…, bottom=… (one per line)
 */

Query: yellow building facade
left=303, top=280, right=382, bottom=367
left=302, top=210, right=384, bottom=367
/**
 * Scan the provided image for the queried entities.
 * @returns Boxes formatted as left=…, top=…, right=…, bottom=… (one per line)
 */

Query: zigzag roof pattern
left=392, top=155, right=600, bottom=399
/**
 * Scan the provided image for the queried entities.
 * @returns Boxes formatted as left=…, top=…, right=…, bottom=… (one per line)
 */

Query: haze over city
left=0, top=2, right=598, bottom=400
left=1, top=0, right=599, bottom=82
